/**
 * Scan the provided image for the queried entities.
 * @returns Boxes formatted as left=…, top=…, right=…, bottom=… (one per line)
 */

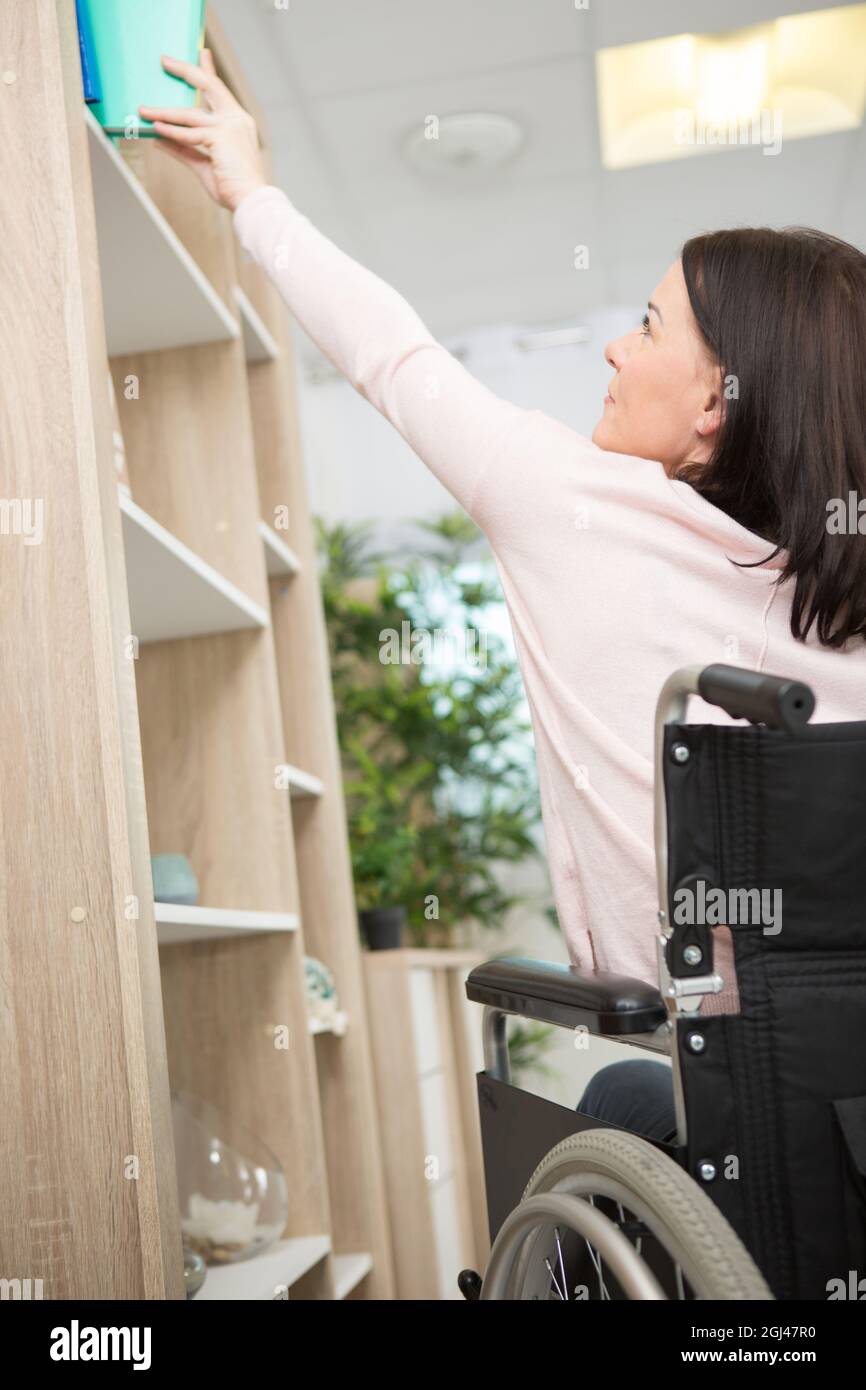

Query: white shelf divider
left=278, top=763, right=324, bottom=799
left=86, top=112, right=239, bottom=356
left=309, top=1011, right=349, bottom=1037
left=154, top=902, right=299, bottom=946
left=235, top=287, right=280, bottom=363
left=259, top=520, right=302, bottom=577
left=333, top=1252, right=373, bottom=1300
left=121, top=491, right=269, bottom=643
left=195, top=1235, right=331, bottom=1301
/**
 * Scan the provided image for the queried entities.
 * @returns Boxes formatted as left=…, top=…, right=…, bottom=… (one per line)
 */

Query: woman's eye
left=640, top=313, right=651, bottom=336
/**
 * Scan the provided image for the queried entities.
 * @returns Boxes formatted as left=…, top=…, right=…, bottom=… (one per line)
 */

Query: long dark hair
left=678, top=227, right=866, bottom=648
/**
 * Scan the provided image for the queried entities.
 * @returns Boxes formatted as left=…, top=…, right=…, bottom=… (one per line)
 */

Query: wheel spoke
left=544, top=1255, right=566, bottom=1300
left=538, top=1197, right=663, bottom=1301
left=554, top=1227, right=569, bottom=1301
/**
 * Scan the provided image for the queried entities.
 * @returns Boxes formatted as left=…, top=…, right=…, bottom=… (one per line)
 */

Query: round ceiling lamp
left=403, top=111, right=525, bottom=179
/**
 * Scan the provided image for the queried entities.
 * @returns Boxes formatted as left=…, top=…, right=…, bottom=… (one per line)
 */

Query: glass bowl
left=182, top=1246, right=207, bottom=1298
left=171, top=1091, right=289, bottom=1265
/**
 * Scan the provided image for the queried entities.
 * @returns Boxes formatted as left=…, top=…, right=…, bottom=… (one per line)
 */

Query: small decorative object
left=359, top=905, right=406, bottom=951
left=151, top=853, right=198, bottom=906
left=304, top=956, right=348, bottom=1035
left=172, top=1091, right=288, bottom=1266
left=83, top=0, right=207, bottom=138
left=182, top=1246, right=207, bottom=1299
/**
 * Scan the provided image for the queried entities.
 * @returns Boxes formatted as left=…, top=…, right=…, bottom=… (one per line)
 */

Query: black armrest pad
left=466, top=957, right=666, bottom=1036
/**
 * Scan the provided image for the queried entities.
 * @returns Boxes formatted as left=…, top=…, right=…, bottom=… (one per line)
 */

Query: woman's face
left=592, top=260, right=723, bottom=475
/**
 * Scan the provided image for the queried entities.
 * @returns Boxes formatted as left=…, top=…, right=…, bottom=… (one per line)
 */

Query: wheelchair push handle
left=697, top=663, right=815, bottom=734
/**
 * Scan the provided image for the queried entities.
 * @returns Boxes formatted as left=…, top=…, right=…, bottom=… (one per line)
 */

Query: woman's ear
left=696, top=388, right=724, bottom=442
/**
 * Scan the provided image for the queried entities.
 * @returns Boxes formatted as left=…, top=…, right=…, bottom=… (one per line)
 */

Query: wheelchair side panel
left=477, top=1071, right=681, bottom=1243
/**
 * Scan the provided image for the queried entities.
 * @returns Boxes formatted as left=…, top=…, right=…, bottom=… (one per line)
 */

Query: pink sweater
left=235, top=186, right=866, bottom=1016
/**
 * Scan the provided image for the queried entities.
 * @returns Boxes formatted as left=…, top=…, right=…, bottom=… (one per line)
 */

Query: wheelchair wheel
left=481, top=1128, right=773, bottom=1301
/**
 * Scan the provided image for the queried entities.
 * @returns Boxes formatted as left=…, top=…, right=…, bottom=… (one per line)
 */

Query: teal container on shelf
left=84, top=0, right=207, bottom=138
left=151, top=854, right=199, bottom=907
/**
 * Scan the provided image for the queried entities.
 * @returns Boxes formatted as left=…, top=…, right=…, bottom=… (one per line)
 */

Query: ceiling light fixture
left=596, top=3, right=866, bottom=170
left=403, top=112, right=525, bottom=180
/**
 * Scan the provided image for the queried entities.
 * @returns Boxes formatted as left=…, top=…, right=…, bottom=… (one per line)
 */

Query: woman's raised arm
left=141, top=52, right=535, bottom=520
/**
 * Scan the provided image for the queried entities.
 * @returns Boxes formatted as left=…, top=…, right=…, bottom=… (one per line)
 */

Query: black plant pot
left=359, top=905, right=407, bottom=951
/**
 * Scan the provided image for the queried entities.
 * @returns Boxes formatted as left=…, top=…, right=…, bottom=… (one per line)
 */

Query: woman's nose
left=605, top=328, right=639, bottom=371
left=605, top=334, right=626, bottom=371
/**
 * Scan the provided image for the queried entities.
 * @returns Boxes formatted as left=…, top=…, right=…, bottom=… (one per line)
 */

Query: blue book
left=75, top=0, right=102, bottom=105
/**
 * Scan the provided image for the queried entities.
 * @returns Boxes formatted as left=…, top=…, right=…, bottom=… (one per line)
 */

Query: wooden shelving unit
left=196, top=1234, right=331, bottom=1302
left=364, top=952, right=488, bottom=1298
left=154, top=902, right=300, bottom=946
left=280, top=763, right=325, bottom=799
left=236, top=287, right=280, bottom=364
left=121, top=491, right=269, bottom=641
left=0, top=1, right=393, bottom=1300
left=86, top=110, right=239, bottom=356
left=259, top=519, right=302, bottom=577
left=333, top=1251, right=375, bottom=1300
left=309, top=1012, right=349, bottom=1036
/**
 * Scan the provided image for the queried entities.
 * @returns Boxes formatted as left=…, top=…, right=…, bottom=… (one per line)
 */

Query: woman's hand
left=139, top=50, right=267, bottom=213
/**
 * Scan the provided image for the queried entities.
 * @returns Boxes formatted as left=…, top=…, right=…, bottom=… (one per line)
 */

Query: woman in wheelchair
left=152, top=67, right=866, bottom=1298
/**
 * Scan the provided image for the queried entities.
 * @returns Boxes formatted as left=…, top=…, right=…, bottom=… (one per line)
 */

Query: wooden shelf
left=235, top=287, right=280, bottom=363
left=309, top=1011, right=349, bottom=1037
left=333, top=1252, right=373, bottom=1300
left=259, top=520, right=302, bottom=577
left=86, top=112, right=239, bottom=356
left=6, top=4, right=395, bottom=1301
left=279, top=763, right=324, bottom=798
left=121, top=491, right=269, bottom=642
left=154, top=903, right=300, bottom=946
left=195, top=1235, right=331, bottom=1301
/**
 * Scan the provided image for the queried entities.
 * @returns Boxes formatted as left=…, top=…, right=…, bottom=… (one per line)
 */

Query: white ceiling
left=212, top=0, right=866, bottom=359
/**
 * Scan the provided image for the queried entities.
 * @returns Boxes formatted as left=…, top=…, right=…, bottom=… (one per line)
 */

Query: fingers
left=150, top=120, right=213, bottom=147
left=160, top=53, right=211, bottom=92
left=160, top=53, right=234, bottom=112
left=196, top=50, right=219, bottom=114
left=139, top=105, right=216, bottom=127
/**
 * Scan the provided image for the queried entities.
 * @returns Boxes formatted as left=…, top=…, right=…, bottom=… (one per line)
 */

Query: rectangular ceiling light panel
left=596, top=4, right=866, bottom=169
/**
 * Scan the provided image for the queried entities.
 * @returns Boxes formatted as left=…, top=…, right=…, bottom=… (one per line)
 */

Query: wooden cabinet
left=364, top=951, right=490, bottom=1299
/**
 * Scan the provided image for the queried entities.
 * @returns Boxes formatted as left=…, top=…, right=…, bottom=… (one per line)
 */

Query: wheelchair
left=459, top=663, right=866, bottom=1301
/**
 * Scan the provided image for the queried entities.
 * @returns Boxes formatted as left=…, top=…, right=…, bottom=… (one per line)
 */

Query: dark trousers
left=576, top=1059, right=677, bottom=1143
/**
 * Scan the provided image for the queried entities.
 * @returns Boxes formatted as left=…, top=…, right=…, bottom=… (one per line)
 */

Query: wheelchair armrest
left=465, top=957, right=666, bottom=1036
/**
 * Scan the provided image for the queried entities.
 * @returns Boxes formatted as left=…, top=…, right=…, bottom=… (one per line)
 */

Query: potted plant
left=348, top=753, right=420, bottom=950
left=319, top=513, right=543, bottom=948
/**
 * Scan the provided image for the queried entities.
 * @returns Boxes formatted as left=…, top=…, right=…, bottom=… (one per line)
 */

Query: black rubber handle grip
left=697, top=664, right=815, bottom=734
